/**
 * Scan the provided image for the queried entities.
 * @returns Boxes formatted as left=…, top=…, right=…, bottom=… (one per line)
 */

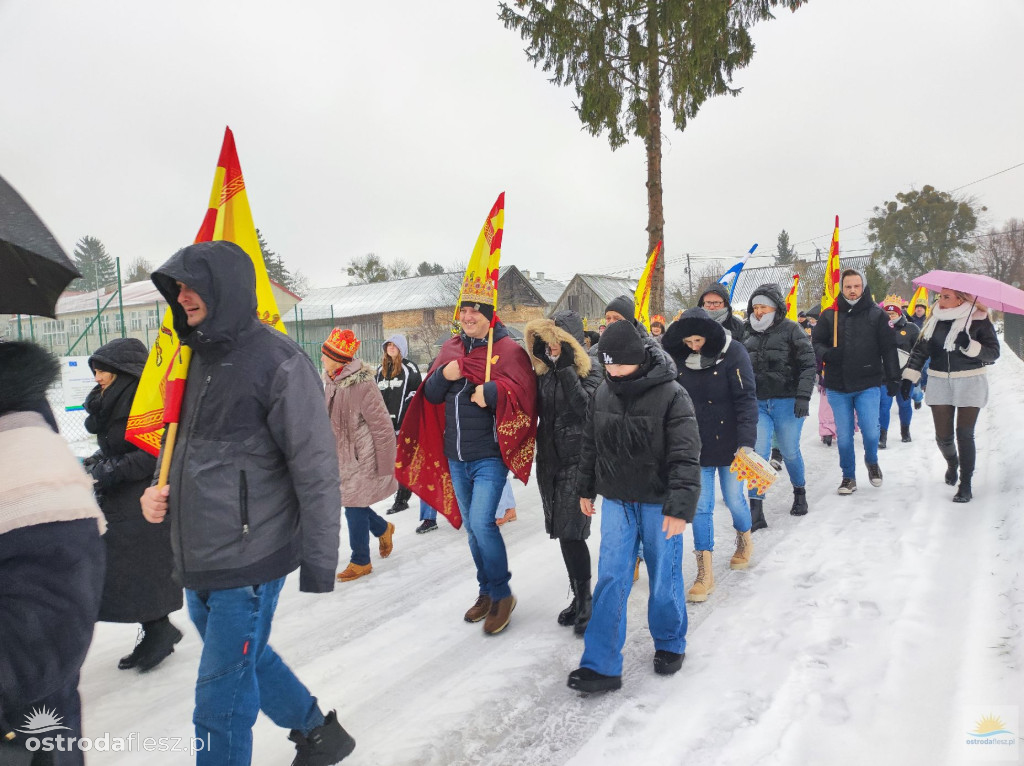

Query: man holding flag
left=397, top=194, right=538, bottom=636
left=140, top=242, right=353, bottom=766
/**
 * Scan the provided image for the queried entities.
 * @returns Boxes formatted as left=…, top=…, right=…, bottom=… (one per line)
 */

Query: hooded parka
left=325, top=359, right=399, bottom=507
left=699, top=283, right=747, bottom=341
left=151, top=241, right=341, bottom=593
left=375, top=334, right=422, bottom=434
left=664, top=309, right=758, bottom=467
left=526, top=311, right=603, bottom=539
left=741, top=284, right=817, bottom=401
left=84, top=338, right=181, bottom=623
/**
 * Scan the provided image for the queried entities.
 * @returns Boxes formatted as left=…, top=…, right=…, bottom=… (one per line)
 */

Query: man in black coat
left=812, top=269, right=900, bottom=494
left=878, top=302, right=920, bottom=445
left=698, top=283, right=747, bottom=340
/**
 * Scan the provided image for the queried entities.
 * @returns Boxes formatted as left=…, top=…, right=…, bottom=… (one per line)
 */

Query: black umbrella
left=0, top=173, right=80, bottom=318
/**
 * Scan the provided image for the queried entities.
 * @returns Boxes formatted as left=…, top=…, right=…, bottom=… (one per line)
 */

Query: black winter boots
left=386, top=486, right=412, bottom=515
left=937, top=437, right=959, bottom=486
left=132, top=617, right=183, bottom=672
left=289, top=710, right=356, bottom=765
left=878, top=429, right=888, bottom=450
left=749, top=497, right=767, bottom=531
left=790, top=487, right=808, bottom=516
left=567, top=667, right=621, bottom=693
left=557, top=579, right=592, bottom=635
left=901, top=424, right=912, bottom=443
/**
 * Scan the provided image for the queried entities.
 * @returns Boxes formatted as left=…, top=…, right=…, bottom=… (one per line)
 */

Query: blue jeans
left=827, top=387, right=882, bottom=479
left=186, top=578, right=323, bottom=766
left=345, top=506, right=388, bottom=566
left=419, top=497, right=437, bottom=521
left=448, top=457, right=512, bottom=600
left=580, top=499, right=687, bottom=677
left=749, top=398, right=806, bottom=497
left=878, top=385, right=913, bottom=430
left=693, top=466, right=751, bottom=551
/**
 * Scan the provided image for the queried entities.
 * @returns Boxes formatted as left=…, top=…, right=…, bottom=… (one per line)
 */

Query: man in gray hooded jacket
left=141, top=241, right=354, bottom=765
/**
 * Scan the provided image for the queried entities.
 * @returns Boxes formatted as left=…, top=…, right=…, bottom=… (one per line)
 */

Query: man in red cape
left=396, top=303, right=537, bottom=635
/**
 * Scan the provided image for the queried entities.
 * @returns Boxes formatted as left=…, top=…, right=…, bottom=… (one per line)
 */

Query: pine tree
left=257, top=228, right=292, bottom=288
left=776, top=229, right=797, bottom=265
left=70, top=235, right=117, bottom=291
left=499, top=0, right=808, bottom=314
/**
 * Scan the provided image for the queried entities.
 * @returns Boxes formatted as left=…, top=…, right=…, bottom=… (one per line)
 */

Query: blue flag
left=718, top=243, right=758, bottom=301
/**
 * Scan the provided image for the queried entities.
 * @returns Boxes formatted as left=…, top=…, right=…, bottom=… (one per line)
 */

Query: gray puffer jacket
left=151, top=241, right=341, bottom=593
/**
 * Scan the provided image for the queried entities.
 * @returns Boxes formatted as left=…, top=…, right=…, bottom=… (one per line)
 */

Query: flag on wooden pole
left=634, top=241, right=662, bottom=331
left=908, top=285, right=930, bottom=318
left=785, top=274, right=800, bottom=320
left=819, top=216, right=841, bottom=313
left=127, top=127, right=284, bottom=456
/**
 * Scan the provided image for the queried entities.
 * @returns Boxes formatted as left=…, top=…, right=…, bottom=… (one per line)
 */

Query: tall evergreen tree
left=416, top=261, right=445, bottom=276
left=867, top=185, right=982, bottom=283
left=776, top=229, right=797, bottom=265
left=257, top=228, right=292, bottom=288
left=499, top=0, right=809, bottom=314
left=70, top=235, right=117, bottom=291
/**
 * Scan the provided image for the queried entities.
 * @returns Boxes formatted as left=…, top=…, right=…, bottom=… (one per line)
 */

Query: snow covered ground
left=74, top=352, right=1023, bottom=765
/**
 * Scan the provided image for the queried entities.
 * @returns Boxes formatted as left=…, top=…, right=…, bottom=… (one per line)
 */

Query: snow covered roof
left=298, top=273, right=459, bottom=321
left=55, top=281, right=164, bottom=315
left=574, top=274, right=637, bottom=306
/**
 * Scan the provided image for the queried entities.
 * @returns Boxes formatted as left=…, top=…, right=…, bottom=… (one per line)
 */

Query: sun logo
left=969, top=714, right=1013, bottom=737
left=18, top=706, right=71, bottom=734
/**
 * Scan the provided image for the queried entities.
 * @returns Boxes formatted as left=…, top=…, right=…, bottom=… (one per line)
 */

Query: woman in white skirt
left=902, top=288, right=1000, bottom=503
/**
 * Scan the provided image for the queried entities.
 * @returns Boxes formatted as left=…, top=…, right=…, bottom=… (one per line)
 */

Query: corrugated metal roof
left=298, top=273, right=460, bottom=320
left=576, top=274, right=637, bottom=306
left=528, top=277, right=567, bottom=303
left=55, top=281, right=164, bottom=314
left=730, top=255, right=872, bottom=308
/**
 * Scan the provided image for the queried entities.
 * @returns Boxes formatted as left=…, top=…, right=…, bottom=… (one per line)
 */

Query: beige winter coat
left=324, top=360, right=398, bottom=507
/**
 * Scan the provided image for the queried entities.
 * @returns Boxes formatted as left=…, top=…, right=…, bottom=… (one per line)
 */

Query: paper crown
left=323, top=328, right=360, bottom=362
left=882, top=293, right=906, bottom=308
left=460, top=271, right=496, bottom=306
left=651, top=314, right=667, bottom=325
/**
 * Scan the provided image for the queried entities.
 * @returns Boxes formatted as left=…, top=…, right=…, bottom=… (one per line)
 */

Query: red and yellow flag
left=453, top=192, right=505, bottom=327
left=820, top=215, right=841, bottom=312
left=634, top=241, right=662, bottom=331
left=126, top=127, right=284, bottom=455
left=785, top=273, right=800, bottom=320
left=908, top=285, right=930, bottom=318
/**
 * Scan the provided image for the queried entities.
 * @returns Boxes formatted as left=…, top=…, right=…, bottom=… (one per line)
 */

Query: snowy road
left=77, top=352, right=1024, bottom=765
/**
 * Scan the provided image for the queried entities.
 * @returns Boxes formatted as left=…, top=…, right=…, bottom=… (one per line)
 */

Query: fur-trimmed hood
left=525, top=313, right=592, bottom=378
left=0, top=341, right=60, bottom=416
left=327, top=360, right=375, bottom=389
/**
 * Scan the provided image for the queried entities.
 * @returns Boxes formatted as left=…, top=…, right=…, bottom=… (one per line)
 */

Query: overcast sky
left=1, top=0, right=1021, bottom=292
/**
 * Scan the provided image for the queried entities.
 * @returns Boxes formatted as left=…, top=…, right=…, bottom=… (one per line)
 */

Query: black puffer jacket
left=84, top=338, right=181, bottom=624
left=526, top=311, right=603, bottom=540
left=890, top=313, right=920, bottom=355
left=905, top=310, right=1000, bottom=377
left=698, top=283, right=747, bottom=341
left=742, top=284, right=817, bottom=401
left=576, top=343, right=702, bottom=521
left=812, top=285, right=900, bottom=393
left=151, top=241, right=341, bottom=593
left=665, top=309, right=758, bottom=467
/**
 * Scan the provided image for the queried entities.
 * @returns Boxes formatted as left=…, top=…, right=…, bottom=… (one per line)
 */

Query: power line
left=567, top=160, right=1024, bottom=280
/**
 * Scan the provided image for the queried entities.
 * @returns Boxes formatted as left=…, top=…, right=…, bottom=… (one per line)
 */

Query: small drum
left=729, top=447, right=778, bottom=495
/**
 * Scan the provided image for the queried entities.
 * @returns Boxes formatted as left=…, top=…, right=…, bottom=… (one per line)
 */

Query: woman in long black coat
left=84, top=338, right=183, bottom=672
left=526, top=310, right=603, bottom=635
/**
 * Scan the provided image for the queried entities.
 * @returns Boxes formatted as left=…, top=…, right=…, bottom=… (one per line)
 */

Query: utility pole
left=686, top=252, right=693, bottom=301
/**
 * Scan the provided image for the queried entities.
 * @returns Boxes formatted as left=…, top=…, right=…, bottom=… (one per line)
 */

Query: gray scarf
left=750, top=312, right=775, bottom=333
left=706, top=307, right=730, bottom=324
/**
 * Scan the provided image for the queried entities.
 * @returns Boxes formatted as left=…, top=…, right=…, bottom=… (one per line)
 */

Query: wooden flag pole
left=157, top=423, right=179, bottom=487
left=485, top=326, right=494, bottom=383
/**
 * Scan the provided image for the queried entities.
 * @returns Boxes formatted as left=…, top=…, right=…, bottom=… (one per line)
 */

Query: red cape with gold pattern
left=395, top=332, right=537, bottom=529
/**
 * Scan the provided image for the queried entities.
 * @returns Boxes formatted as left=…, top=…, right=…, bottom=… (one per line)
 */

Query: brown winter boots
left=336, top=562, right=372, bottom=582
left=378, top=522, right=395, bottom=558
left=687, top=550, right=714, bottom=602
left=729, top=530, right=753, bottom=570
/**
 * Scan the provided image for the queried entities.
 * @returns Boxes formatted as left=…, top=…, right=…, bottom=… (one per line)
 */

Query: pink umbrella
left=912, top=270, right=1024, bottom=315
